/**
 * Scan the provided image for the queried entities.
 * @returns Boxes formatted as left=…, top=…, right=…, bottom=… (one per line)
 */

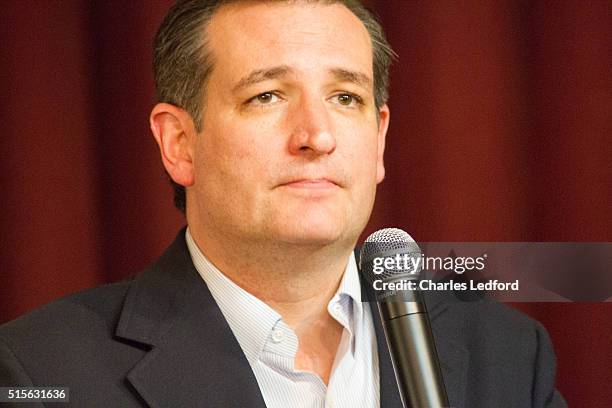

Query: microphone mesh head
left=360, top=228, right=422, bottom=284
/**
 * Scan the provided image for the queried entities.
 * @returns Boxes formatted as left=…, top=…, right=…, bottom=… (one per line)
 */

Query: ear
left=150, top=103, right=197, bottom=188
left=376, top=104, right=390, bottom=184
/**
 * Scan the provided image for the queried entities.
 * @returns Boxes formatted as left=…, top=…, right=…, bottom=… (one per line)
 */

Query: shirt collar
left=336, top=249, right=363, bottom=305
left=186, top=228, right=280, bottom=365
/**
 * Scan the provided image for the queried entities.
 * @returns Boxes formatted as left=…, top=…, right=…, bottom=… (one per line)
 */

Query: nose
left=288, top=96, right=336, bottom=156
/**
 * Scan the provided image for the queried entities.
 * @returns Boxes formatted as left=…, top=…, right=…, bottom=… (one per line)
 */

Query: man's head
left=153, top=0, right=394, bottom=212
left=150, top=0, right=393, bottom=250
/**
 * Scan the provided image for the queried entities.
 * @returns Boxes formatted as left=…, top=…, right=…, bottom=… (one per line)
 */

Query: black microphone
left=360, top=228, right=449, bottom=408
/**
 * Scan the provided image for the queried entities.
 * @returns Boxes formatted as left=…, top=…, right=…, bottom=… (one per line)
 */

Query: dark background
left=1, top=1, right=610, bottom=406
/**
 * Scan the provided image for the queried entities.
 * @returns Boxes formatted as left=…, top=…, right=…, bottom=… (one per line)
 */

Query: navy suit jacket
left=0, top=230, right=566, bottom=407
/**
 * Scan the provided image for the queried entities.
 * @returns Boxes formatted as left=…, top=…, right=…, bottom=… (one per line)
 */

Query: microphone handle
left=379, top=291, right=449, bottom=407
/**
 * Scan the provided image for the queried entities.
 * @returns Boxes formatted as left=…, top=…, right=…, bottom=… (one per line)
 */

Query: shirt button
left=271, top=328, right=284, bottom=343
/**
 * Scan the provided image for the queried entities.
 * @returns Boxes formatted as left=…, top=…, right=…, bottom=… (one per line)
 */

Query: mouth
left=278, top=178, right=341, bottom=189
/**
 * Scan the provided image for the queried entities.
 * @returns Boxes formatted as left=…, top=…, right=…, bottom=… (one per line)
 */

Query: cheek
left=345, top=135, right=380, bottom=177
left=197, top=122, right=278, bottom=193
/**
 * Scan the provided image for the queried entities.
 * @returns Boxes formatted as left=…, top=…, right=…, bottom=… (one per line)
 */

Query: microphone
left=359, top=228, right=449, bottom=408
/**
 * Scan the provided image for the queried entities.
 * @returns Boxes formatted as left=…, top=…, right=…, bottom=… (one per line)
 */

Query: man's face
left=188, top=1, right=388, bottom=247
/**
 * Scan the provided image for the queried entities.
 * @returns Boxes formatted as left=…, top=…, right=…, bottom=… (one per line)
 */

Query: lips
left=283, top=178, right=337, bottom=187
left=278, top=177, right=341, bottom=189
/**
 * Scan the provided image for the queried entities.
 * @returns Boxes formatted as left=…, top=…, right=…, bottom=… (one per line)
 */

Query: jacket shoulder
left=0, top=278, right=133, bottom=342
left=0, top=278, right=143, bottom=388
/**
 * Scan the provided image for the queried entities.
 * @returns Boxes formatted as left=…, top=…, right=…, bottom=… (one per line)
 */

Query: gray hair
left=153, top=0, right=396, bottom=212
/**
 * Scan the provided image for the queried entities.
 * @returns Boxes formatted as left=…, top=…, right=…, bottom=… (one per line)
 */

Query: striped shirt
left=185, top=228, right=379, bottom=408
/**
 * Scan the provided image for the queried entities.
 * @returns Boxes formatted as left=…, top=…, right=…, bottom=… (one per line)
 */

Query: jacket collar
left=115, top=230, right=466, bottom=407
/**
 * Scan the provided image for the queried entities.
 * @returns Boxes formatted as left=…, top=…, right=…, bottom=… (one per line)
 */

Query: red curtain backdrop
left=1, top=1, right=610, bottom=406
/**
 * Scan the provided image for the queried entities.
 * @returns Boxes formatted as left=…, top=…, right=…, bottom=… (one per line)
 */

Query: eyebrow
left=330, top=68, right=373, bottom=91
left=231, top=65, right=373, bottom=93
left=232, top=65, right=292, bottom=93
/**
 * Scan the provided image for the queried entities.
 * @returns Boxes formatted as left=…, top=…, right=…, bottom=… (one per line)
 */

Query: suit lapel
left=115, top=229, right=266, bottom=408
left=428, top=306, right=468, bottom=408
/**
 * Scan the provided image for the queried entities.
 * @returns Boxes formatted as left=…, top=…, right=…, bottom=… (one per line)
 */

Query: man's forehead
left=205, top=0, right=373, bottom=77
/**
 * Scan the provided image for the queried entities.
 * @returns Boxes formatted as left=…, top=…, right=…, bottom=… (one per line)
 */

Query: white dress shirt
left=185, top=228, right=379, bottom=408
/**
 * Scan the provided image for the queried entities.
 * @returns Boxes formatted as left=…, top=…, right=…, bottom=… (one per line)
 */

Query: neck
left=188, top=225, right=354, bottom=325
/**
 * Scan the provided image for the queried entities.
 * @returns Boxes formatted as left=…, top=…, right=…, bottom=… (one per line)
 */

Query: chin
left=261, top=200, right=364, bottom=247
left=269, top=217, right=352, bottom=247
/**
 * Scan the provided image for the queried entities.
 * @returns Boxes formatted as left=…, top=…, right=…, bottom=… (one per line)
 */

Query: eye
left=247, top=92, right=280, bottom=106
left=332, top=93, right=363, bottom=107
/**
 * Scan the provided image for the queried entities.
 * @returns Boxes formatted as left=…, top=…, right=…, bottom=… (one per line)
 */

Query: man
left=0, top=1, right=565, bottom=407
